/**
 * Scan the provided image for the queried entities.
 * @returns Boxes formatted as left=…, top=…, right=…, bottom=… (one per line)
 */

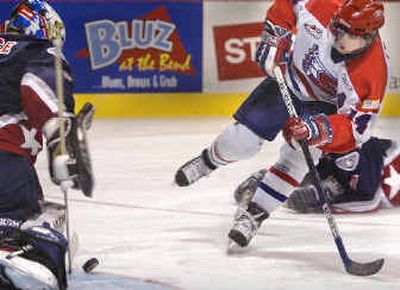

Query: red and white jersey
left=267, top=0, right=388, bottom=154
left=0, top=33, right=74, bottom=163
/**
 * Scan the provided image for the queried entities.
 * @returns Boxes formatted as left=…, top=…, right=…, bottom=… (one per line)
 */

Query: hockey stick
left=54, top=33, right=73, bottom=275
left=273, top=66, right=384, bottom=276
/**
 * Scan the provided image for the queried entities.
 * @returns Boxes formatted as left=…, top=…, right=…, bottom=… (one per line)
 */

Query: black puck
left=82, top=257, right=99, bottom=273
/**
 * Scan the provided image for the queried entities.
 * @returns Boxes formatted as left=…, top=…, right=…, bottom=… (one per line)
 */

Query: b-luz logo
left=85, top=19, right=175, bottom=70
left=81, top=6, right=194, bottom=75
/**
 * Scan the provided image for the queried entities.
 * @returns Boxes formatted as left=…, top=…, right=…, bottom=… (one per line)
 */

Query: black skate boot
left=228, top=202, right=269, bottom=247
left=233, top=169, right=267, bottom=205
left=175, top=149, right=217, bottom=186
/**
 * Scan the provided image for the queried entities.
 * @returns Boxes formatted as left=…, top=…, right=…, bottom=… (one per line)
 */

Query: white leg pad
left=208, top=122, right=264, bottom=166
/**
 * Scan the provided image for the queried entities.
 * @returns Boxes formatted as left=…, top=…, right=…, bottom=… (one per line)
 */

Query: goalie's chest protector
left=0, top=35, right=52, bottom=162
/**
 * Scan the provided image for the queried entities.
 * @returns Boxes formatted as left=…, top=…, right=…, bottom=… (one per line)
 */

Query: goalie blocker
left=44, top=103, right=95, bottom=197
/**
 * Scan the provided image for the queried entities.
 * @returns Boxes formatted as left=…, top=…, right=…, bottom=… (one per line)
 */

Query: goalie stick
left=53, top=32, right=73, bottom=275
left=273, top=66, right=384, bottom=276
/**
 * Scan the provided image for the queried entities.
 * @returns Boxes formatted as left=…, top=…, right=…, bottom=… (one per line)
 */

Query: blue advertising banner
left=0, top=1, right=203, bottom=93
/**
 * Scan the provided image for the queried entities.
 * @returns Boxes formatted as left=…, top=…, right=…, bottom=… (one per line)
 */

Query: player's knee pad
left=208, top=122, right=264, bottom=166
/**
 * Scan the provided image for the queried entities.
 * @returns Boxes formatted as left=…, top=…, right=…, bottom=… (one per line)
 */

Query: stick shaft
left=62, top=185, right=73, bottom=274
left=54, top=37, right=66, bottom=155
left=54, top=35, right=72, bottom=273
left=273, top=66, right=351, bottom=267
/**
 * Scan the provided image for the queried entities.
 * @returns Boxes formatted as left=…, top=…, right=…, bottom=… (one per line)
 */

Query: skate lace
left=235, top=208, right=259, bottom=231
left=183, top=156, right=212, bottom=182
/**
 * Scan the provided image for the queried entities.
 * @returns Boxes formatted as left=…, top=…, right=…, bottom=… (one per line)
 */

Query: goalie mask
left=330, top=0, right=384, bottom=55
left=6, top=0, right=65, bottom=44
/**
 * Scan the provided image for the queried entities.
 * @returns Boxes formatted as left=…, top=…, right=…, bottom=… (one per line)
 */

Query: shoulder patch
left=361, top=99, right=380, bottom=111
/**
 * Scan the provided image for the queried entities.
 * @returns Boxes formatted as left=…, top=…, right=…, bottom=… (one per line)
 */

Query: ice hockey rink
left=37, top=117, right=400, bottom=290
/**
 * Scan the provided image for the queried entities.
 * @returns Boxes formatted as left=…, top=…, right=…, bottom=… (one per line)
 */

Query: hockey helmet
left=6, top=0, right=65, bottom=44
left=331, top=0, right=384, bottom=37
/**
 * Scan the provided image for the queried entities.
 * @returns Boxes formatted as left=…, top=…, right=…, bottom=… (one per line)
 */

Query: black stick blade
left=346, top=258, right=384, bottom=276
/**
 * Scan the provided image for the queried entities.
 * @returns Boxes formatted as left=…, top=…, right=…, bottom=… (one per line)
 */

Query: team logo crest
left=302, top=44, right=338, bottom=95
left=335, top=151, right=360, bottom=171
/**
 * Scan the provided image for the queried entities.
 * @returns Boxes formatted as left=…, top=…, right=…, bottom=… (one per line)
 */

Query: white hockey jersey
left=267, top=0, right=388, bottom=154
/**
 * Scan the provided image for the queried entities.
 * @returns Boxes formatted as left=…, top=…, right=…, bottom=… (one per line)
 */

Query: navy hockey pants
left=0, top=151, right=42, bottom=221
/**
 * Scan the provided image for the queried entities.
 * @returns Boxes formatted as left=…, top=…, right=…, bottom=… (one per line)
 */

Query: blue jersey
left=0, top=33, right=74, bottom=163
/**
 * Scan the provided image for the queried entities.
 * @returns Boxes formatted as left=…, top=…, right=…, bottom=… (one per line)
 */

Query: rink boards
left=71, top=0, right=400, bottom=117
left=0, top=0, right=399, bottom=116
left=74, top=92, right=400, bottom=117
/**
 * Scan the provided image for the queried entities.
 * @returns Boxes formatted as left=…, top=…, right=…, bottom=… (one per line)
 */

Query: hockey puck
left=82, top=257, right=99, bottom=273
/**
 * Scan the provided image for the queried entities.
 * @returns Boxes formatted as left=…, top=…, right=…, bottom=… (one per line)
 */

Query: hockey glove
left=43, top=103, right=95, bottom=197
left=255, top=20, right=292, bottom=77
left=43, top=117, right=77, bottom=185
left=283, top=114, right=333, bottom=149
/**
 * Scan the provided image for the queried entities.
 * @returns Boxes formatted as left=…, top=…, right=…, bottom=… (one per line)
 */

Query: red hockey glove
left=255, top=20, right=292, bottom=77
left=283, top=114, right=333, bottom=149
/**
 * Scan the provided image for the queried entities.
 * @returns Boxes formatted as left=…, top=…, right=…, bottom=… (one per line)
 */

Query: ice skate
left=175, top=149, right=216, bottom=186
left=228, top=202, right=269, bottom=249
left=285, top=175, right=345, bottom=213
left=233, top=169, right=267, bottom=205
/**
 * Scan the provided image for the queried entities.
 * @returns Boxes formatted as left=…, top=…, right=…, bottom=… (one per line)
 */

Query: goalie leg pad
left=20, top=224, right=68, bottom=289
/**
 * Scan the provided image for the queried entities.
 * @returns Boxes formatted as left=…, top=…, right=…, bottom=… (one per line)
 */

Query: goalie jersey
left=267, top=0, right=389, bottom=153
left=0, top=33, right=74, bottom=163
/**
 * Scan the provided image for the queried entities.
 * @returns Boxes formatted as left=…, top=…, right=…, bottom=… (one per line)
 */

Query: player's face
left=333, top=29, right=368, bottom=55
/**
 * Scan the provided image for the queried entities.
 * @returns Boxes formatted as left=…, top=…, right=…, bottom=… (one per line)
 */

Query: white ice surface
left=36, top=117, right=400, bottom=290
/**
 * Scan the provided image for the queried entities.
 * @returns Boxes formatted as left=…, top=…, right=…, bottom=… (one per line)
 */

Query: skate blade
left=226, top=239, right=248, bottom=255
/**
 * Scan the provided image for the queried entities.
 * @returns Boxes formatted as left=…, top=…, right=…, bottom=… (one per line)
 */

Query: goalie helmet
left=331, top=0, right=384, bottom=37
left=6, top=0, right=65, bottom=44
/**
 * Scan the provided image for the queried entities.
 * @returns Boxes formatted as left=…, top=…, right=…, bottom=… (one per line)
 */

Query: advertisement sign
left=0, top=1, right=203, bottom=93
left=213, top=22, right=264, bottom=81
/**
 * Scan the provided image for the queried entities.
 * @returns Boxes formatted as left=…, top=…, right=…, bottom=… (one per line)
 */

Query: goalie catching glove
left=43, top=103, right=95, bottom=197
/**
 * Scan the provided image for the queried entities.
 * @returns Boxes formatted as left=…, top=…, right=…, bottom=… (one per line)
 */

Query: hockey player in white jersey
left=0, top=1, right=94, bottom=288
left=175, top=0, right=388, bottom=247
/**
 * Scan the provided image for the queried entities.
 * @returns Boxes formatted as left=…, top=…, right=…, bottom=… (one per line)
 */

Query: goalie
left=234, top=137, right=400, bottom=214
left=0, top=1, right=93, bottom=289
